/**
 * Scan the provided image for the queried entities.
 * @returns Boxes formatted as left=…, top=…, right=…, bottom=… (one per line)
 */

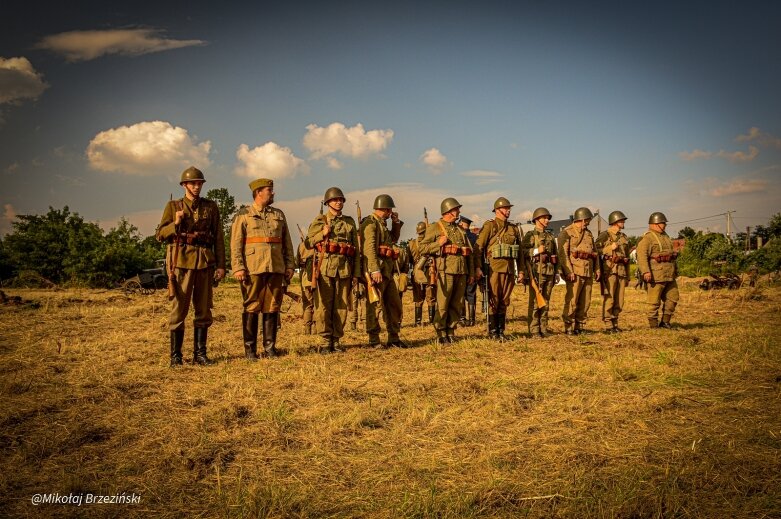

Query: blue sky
left=1, top=0, right=779, bottom=241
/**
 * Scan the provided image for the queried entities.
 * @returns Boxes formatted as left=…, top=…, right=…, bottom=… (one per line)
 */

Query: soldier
left=474, top=197, right=525, bottom=340
left=156, top=166, right=226, bottom=366
left=636, top=212, right=679, bottom=329
left=522, top=207, right=559, bottom=338
left=595, top=211, right=631, bottom=333
left=307, top=187, right=360, bottom=352
left=408, top=221, right=436, bottom=326
left=347, top=280, right=366, bottom=330
left=557, top=207, right=600, bottom=335
left=458, top=216, right=478, bottom=327
left=360, top=194, right=407, bottom=348
left=230, top=178, right=295, bottom=359
left=295, top=230, right=315, bottom=334
left=420, top=198, right=476, bottom=344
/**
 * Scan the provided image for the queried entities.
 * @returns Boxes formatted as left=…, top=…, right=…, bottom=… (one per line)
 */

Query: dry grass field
left=1, top=278, right=780, bottom=518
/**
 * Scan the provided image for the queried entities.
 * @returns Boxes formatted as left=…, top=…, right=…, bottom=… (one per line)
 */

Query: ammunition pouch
left=441, top=244, right=472, bottom=256
left=378, top=245, right=400, bottom=259
left=604, top=254, right=630, bottom=265
left=532, top=253, right=557, bottom=264
left=652, top=252, right=678, bottom=263
left=178, top=232, right=213, bottom=246
left=571, top=250, right=597, bottom=261
left=489, top=243, right=519, bottom=259
left=316, top=241, right=356, bottom=257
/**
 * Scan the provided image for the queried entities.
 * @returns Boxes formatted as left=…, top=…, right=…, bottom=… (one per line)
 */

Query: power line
left=625, top=212, right=728, bottom=231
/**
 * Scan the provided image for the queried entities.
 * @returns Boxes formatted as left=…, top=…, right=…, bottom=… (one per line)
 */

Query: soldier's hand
left=174, top=209, right=185, bottom=225
left=371, top=271, right=382, bottom=284
left=595, top=271, right=601, bottom=282
left=643, top=272, right=652, bottom=282
left=215, top=268, right=226, bottom=281
left=475, top=267, right=483, bottom=280
left=322, top=224, right=330, bottom=238
left=285, top=269, right=294, bottom=281
left=568, top=273, right=576, bottom=282
left=391, top=211, right=400, bottom=224
left=233, top=269, right=248, bottom=282
left=516, top=273, right=524, bottom=284
left=611, top=242, right=618, bottom=251
left=437, top=235, right=448, bottom=246
left=468, top=276, right=475, bottom=285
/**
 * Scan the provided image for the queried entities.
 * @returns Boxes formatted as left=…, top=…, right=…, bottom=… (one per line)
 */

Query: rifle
left=167, top=194, right=181, bottom=301
left=296, top=223, right=306, bottom=242
left=356, top=200, right=380, bottom=304
left=424, top=207, right=437, bottom=286
left=482, top=253, right=490, bottom=334
left=311, top=201, right=325, bottom=290
left=528, top=234, right=547, bottom=309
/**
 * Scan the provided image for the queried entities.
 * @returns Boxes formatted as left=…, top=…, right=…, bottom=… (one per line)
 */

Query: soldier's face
left=328, top=198, right=344, bottom=213
left=497, top=207, right=511, bottom=219
left=183, top=180, right=204, bottom=198
left=256, top=187, right=274, bottom=205
left=615, top=219, right=626, bottom=229
left=535, top=216, right=550, bottom=229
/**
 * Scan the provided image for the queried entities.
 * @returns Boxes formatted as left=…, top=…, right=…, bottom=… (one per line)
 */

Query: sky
left=1, top=0, right=780, bottom=242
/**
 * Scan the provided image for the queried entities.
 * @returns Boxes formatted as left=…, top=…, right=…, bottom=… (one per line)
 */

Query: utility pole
left=726, top=210, right=735, bottom=241
left=746, top=226, right=751, bottom=251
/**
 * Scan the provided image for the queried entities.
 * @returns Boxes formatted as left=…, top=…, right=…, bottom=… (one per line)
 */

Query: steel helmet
left=648, top=212, right=668, bottom=224
left=323, top=187, right=345, bottom=204
left=440, top=197, right=462, bottom=215
left=180, top=166, right=205, bottom=185
left=493, top=197, right=513, bottom=210
left=608, top=210, right=628, bottom=225
left=573, top=207, right=594, bottom=221
left=415, top=221, right=427, bottom=234
left=532, top=207, right=552, bottom=221
left=373, top=194, right=395, bottom=209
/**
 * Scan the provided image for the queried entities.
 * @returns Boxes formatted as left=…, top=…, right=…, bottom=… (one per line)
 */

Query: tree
left=768, top=212, right=781, bottom=239
left=677, top=226, right=697, bottom=240
left=206, top=187, right=237, bottom=269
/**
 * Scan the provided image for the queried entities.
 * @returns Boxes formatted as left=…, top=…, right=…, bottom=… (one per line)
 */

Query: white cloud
left=0, top=57, right=49, bottom=105
left=234, top=142, right=310, bottom=179
left=716, top=145, right=759, bottom=163
left=1, top=203, right=16, bottom=236
left=735, top=127, right=781, bottom=149
left=678, top=149, right=713, bottom=161
left=707, top=177, right=768, bottom=197
left=303, top=122, right=394, bottom=164
left=36, top=29, right=205, bottom=62
left=325, top=157, right=343, bottom=170
left=419, top=147, right=450, bottom=174
left=461, top=169, right=504, bottom=185
left=86, top=121, right=211, bottom=175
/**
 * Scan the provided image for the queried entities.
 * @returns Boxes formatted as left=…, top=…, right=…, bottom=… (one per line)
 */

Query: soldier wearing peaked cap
left=360, top=194, right=407, bottom=348
left=474, top=197, right=525, bottom=340
left=522, top=207, right=559, bottom=338
left=557, top=207, right=600, bottom=335
left=230, top=178, right=295, bottom=359
left=595, top=210, right=631, bottom=332
left=156, top=166, right=226, bottom=367
left=636, top=212, right=679, bottom=329
left=306, top=187, right=360, bottom=353
left=419, top=197, right=476, bottom=344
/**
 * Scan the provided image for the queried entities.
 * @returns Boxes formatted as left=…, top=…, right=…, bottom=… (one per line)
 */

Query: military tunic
left=408, top=236, right=436, bottom=310
left=230, top=203, right=295, bottom=313
left=296, top=240, right=315, bottom=330
left=156, top=196, right=225, bottom=331
left=636, top=229, right=679, bottom=321
left=360, top=214, right=403, bottom=344
left=420, top=219, right=476, bottom=338
left=522, top=227, right=558, bottom=334
left=595, top=228, right=631, bottom=327
left=558, top=223, right=600, bottom=331
left=307, top=212, right=360, bottom=341
left=474, top=218, right=525, bottom=315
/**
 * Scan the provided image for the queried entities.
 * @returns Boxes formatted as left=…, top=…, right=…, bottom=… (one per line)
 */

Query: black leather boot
left=243, top=312, right=259, bottom=361
left=659, top=314, right=672, bottom=329
left=428, top=306, right=436, bottom=324
left=263, top=313, right=280, bottom=357
left=193, top=328, right=214, bottom=365
left=488, top=314, right=499, bottom=340
left=414, top=307, right=422, bottom=326
left=467, top=303, right=476, bottom=327
left=496, top=313, right=508, bottom=341
left=170, top=329, right=184, bottom=367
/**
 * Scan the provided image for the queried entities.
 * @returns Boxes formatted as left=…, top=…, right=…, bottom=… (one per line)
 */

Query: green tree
left=767, top=212, right=781, bottom=239
left=206, top=187, right=237, bottom=269
left=677, top=226, right=697, bottom=240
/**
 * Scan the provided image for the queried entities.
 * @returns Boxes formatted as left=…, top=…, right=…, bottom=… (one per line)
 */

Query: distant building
left=518, top=212, right=609, bottom=237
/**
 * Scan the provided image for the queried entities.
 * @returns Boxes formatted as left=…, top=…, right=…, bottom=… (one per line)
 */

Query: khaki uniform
left=595, top=229, right=631, bottom=328
left=156, top=197, right=225, bottom=331
left=558, top=224, right=600, bottom=332
left=296, top=241, right=315, bottom=332
left=636, top=229, right=679, bottom=323
left=522, top=227, right=558, bottom=334
left=420, top=219, right=476, bottom=339
left=307, top=213, right=360, bottom=343
left=230, top=203, right=295, bottom=313
left=408, top=236, right=436, bottom=319
left=360, top=214, right=403, bottom=344
left=474, top=219, right=525, bottom=315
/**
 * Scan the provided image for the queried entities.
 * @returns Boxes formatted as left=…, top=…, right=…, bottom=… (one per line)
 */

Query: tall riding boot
left=414, top=307, right=422, bottom=326
left=428, top=306, right=436, bottom=324
left=170, top=329, right=184, bottom=367
left=488, top=314, right=499, bottom=340
left=263, top=313, right=280, bottom=357
left=467, top=303, right=476, bottom=327
left=496, top=313, right=508, bottom=341
left=243, top=312, right=260, bottom=361
left=193, top=327, right=214, bottom=365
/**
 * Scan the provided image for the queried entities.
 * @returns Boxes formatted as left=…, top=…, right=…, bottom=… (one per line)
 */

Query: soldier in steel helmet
left=636, top=212, right=679, bottom=328
left=306, top=187, right=360, bottom=352
left=522, top=207, right=559, bottom=338
left=458, top=216, right=479, bottom=326
left=420, top=197, right=476, bottom=344
left=156, top=166, right=226, bottom=366
left=295, top=231, right=315, bottom=335
left=474, top=197, right=524, bottom=340
left=230, top=178, right=295, bottom=359
left=408, top=221, right=437, bottom=326
left=360, top=194, right=407, bottom=348
left=557, top=207, right=601, bottom=335
left=595, top=210, right=631, bottom=332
